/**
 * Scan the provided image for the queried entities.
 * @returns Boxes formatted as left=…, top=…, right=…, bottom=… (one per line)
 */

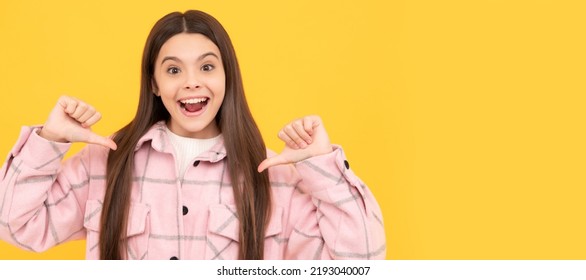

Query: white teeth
left=180, top=97, right=207, bottom=104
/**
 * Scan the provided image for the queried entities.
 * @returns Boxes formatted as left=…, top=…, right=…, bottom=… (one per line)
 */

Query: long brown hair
left=100, top=10, right=271, bottom=260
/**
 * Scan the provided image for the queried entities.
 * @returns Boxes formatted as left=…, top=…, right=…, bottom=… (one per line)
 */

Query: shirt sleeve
left=284, top=145, right=386, bottom=259
left=0, top=126, right=92, bottom=252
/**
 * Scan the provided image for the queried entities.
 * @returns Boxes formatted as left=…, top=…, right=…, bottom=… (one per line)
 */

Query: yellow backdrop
left=1, top=0, right=585, bottom=260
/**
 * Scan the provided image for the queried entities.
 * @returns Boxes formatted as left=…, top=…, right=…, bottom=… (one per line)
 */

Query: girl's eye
left=201, top=64, right=215, bottom=72
left=167, top=67, right=181, bottom=75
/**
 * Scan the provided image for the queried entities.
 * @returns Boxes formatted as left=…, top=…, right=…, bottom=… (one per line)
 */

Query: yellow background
left=1, top=0, right=585, bottom=260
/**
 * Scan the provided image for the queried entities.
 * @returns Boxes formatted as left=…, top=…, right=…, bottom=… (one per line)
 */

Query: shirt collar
left=135, top=121, right=227, bottom=162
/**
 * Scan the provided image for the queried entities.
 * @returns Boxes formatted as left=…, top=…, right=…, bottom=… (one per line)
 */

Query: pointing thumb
left=86, top=131, right=117, bottom=150
left=257, top=155, right=288, bottom=173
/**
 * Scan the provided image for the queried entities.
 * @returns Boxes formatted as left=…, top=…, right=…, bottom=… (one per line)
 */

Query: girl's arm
left=0, top=96, right=114, bottom=252
left=287, top=146, right=386, bottom=259
left=260, top=116, right=386, bottom=259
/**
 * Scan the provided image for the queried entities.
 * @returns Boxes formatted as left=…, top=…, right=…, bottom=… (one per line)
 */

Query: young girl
left=0, top=10, right=385, bottom=260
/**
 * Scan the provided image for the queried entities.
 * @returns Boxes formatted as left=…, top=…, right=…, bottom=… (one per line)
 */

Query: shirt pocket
left=206, top=204, right=283, bottom=259
left=83, top=199, right=151, bottom=260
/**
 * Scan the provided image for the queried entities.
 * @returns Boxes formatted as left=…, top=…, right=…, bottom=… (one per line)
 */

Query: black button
left=193, top=160, right=200, bottom=167
left=182, top=205, right=188, bottom=215
left=170, top=256, right=178, bottom=260
left=344, top=160, right=350, bottom=169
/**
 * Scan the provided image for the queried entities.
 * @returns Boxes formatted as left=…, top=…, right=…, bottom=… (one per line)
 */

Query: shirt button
left=344, top=160, right=350, bottom=169
left=182, top=205, right=189, bottom=216
left=170, top=256, right=178, bottom=260
left=193, top=160, right=200, bottom=167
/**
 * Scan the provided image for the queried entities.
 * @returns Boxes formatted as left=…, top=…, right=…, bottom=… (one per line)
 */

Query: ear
left=151, top=79, right=159, bottom=96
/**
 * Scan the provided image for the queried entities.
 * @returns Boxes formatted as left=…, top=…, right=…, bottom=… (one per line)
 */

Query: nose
left=184, top=73, right=201, bottom=90
left=184, top=82, right=200, bottom=90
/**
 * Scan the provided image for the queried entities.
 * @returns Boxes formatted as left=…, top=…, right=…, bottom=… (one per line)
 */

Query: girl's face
left=153, top=33, right=226, bottom=138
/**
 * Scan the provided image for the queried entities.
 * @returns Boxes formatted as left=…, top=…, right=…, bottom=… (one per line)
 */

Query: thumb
left=85, top=131, right=118, bottom=150
left=257, top=154, right=289, bottom=173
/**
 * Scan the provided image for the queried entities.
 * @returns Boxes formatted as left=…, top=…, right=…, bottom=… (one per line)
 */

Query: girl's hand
left=38, top=96, right=117, bottom=150
left=258, top=115, right=332, bottom=172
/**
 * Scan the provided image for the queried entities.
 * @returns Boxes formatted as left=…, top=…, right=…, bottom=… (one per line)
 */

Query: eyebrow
left=160, top=52, right=220, bottom=65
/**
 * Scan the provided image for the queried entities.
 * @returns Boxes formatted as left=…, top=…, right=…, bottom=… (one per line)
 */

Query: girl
left=0, top=10, right=385, bottom=260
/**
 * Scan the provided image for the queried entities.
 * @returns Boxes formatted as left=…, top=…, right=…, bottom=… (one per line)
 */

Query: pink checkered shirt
left=0, top=121, right=386, bottom=259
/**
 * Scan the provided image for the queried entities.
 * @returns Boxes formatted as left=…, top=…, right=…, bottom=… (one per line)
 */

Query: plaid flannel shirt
left=0, top=121, right=386, bottom=259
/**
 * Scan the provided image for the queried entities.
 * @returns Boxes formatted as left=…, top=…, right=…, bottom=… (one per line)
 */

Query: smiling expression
left=153, top=33, right=226, bottom=138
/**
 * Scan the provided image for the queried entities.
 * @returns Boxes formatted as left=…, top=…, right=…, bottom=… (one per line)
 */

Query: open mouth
left=178, top=97, right=209, bottom=113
